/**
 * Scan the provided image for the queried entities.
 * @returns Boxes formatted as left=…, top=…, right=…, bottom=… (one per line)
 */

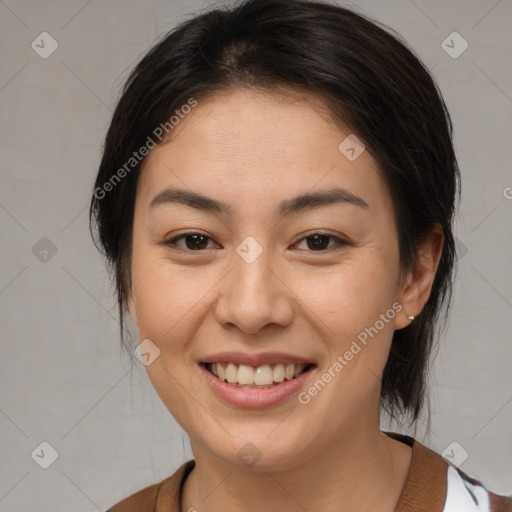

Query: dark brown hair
left=89, top=0, right=460, bottom=429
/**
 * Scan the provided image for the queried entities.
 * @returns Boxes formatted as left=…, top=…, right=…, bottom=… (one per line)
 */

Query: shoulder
left=445, top=465, right=512, bottom=512
left=105, top=481, right=160, bottom=512
left=384, top=431, right=512, bottom=512
left=105, top=460, right=196, bottom=512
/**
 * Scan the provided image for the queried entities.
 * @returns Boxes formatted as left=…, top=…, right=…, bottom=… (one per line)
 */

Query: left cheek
left=300, top=263, right=391, bottom=321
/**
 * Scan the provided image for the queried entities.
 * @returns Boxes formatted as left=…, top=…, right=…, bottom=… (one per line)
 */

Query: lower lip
left=199, top=364, right=315, bottom=408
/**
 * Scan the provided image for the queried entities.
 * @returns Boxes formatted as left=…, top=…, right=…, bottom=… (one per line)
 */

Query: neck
left=181, top=414, right=412, bottom=512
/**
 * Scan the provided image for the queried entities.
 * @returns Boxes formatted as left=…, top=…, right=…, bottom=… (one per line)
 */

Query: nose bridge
left=235, top=236, right=273, bottom=294
left=215, top=235, right=292, bottom=333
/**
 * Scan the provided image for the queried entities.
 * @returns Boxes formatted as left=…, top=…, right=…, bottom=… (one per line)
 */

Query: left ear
left=394, top=223, right=444, bottom=330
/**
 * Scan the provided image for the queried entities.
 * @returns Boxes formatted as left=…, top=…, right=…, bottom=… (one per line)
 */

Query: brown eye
left=305, top=234, right=331, bottom=251
left=294, top=232, right=350, bottom=252
left=162, top=231, right=349, bottom=253
left=163, top=233, right=217, bottom=251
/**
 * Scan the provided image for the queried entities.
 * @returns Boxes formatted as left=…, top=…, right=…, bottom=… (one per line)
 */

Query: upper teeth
left=210, top=362, right=307, bottom=386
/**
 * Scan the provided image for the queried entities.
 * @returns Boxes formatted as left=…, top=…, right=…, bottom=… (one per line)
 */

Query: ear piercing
left=407, top=315, right=415, bottom=321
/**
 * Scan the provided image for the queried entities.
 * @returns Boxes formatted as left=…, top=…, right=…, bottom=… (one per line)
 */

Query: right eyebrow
left=149, top=187, right=233, bottom=215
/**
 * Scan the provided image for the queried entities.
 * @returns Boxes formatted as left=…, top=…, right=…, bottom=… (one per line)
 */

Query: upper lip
left=199, top=351, right=316, bottom=367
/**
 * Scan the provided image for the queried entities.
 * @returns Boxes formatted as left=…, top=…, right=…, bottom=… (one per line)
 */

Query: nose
left=214, top=244, right=294, bottom=335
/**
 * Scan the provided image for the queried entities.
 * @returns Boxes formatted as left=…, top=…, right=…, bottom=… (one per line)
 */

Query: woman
left=90, top=0, right=512, bottom=510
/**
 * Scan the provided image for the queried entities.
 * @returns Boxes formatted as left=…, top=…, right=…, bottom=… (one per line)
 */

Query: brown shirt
left=106, top=432, right=512, bottom=512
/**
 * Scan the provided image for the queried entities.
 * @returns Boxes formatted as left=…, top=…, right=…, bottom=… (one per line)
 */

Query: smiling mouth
left=202, top=362, right=316, bottom=388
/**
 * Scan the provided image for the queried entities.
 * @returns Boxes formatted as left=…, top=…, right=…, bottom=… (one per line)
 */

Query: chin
left=198, top=426, right=316, bottom=473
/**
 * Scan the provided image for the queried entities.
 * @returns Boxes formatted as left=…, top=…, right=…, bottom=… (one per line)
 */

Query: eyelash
left=161, top=231, right=351, bottom=253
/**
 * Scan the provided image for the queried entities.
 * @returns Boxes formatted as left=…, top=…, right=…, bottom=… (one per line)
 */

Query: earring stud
left=408, top=315, right=415, bottom=320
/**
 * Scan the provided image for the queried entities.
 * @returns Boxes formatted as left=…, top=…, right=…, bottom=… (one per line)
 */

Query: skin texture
left=126, top=87, right=444, bottom=512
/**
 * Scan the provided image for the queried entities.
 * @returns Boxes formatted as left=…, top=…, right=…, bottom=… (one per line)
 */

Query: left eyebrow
left=276, top=188, right=369, bottom=216
left=148, top=186, right=369, bottom=217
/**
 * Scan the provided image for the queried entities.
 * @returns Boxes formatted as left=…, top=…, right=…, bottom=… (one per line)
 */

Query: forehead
left=136, top=87, right=390, bottom=217
left=151, top=87, right=352, bottom=163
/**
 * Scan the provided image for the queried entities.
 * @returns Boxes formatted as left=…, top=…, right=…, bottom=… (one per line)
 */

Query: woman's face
left=127, top=88, right=415, bottom=470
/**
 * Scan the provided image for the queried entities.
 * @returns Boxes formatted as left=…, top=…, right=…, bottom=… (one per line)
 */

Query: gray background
left=1, top=0, right=511, bottom=510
